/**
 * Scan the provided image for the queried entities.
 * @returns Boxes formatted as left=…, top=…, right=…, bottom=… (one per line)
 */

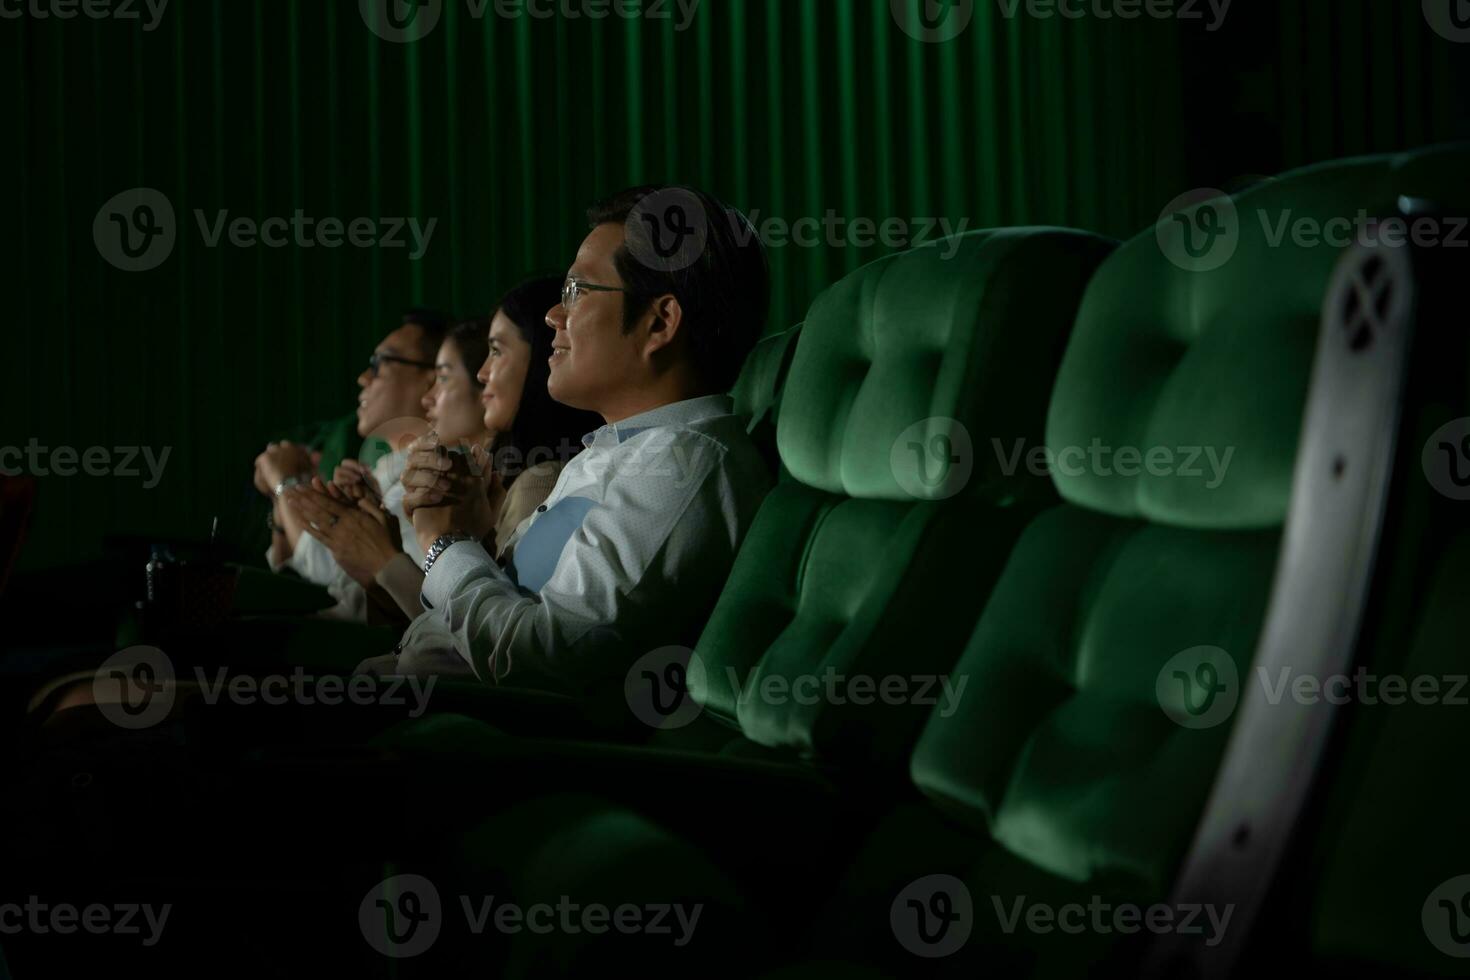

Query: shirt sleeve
left=322, top=572, right=369, bottom=621
left=286, top=529, right=343, bottom=586
left=375, top=451, right=425, bottom=565
left=420, top=438, right=731, bottom=692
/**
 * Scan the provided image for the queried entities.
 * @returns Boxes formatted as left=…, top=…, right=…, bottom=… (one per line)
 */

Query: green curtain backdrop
left=1, top=0, right=1465, bottom=569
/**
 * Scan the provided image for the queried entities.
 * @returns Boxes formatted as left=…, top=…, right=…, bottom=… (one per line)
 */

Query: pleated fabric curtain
left=0, top=0, right=1463, bottom=566
left=1273, top=0, right=1461, bottom=166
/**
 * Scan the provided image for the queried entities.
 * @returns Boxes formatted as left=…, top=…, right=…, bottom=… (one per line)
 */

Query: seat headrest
left=1048, top=143, right=1470, bottom=529
left=778, top=228, right=1116, bottom=502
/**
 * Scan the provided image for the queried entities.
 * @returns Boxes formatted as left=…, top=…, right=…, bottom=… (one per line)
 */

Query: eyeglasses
left=367, top=352, right=436, bottom=378
left=562, top=277, right=630, bottom=312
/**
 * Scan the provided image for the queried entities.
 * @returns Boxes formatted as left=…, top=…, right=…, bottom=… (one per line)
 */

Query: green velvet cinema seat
left=731, top=320, right=803, bottom=479
left=687, top=227, right=1115, bottom=773
left=799, top=143, right=1470, bottom=978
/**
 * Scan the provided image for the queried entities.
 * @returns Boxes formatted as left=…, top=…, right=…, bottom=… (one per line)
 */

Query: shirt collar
left=581, top=394, right=734, bottom=448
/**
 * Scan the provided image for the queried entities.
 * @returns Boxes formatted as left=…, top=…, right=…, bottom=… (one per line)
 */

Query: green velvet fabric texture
left=1048, top=143, right=1470, bottom=529
left=730, top=322, right=803, bottom=477
left=731, top=322, right=802, bottom=427
left=907, top=143, right=1470, bottom=903
left=779, top=228, right=1115, bottom=501
left=911, top=505, right=1278, bottom=892
left=690, top=482, right=831, bottom=732
left=692, top=228, right=1113, bottom=768
left=690, top=481, right=1035, bottom=769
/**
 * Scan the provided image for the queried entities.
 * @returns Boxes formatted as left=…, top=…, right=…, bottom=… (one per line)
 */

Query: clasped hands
left=400, top=434, right=504, bottom=557
left=277, top=434, right=502, bottom=586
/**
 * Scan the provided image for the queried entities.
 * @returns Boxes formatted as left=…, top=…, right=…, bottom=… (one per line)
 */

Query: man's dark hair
left=585, top=186, right=769, bottom=392
left=402, top=308, right=452, bottom=362
left=495, top=276, right=602, bottom=480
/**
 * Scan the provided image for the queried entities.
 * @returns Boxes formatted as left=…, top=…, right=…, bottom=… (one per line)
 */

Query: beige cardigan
left=372, top=460, right=565, bottom=619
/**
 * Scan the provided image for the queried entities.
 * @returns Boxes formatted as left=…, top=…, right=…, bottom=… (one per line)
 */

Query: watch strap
left=422, top=533, right=475, bottom=576
left=273, top=475, right=306, bottom=497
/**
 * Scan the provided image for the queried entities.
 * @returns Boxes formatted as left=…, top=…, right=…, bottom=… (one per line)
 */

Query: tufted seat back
left=910, top=143, right=1470, bottom=894
left=689, top=228, right=1115, bottom=769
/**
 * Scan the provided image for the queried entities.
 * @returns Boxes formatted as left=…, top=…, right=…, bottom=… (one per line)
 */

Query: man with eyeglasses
left=255, top=308, right=448, bottom=599
left=385, top=186, right=772, bottom=692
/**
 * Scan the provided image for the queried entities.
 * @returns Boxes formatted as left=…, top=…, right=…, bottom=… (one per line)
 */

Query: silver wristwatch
left=422, top=533, right=475, bottom=575
left=273, top=475, right=306, bottom=497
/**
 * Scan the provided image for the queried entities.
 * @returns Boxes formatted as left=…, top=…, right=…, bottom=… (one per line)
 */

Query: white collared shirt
left=407, top=394, right=771, bottom=690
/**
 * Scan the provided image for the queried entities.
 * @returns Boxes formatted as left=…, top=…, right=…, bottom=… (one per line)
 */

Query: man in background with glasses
left=255, top=309, right=448, bottom=591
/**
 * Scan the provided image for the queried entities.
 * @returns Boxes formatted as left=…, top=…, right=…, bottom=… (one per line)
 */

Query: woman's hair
left=444, top=317, right=491, bottom=386
left=494, top=276, right=602, bottom=481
